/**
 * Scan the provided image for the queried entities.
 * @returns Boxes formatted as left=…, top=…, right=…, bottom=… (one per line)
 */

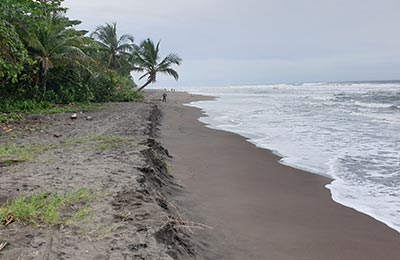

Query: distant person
left=162, top=92, right=167, bottom=102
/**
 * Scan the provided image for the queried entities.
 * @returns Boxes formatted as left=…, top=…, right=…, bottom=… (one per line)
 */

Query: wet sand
left=156, top=91, right=400, bottom=260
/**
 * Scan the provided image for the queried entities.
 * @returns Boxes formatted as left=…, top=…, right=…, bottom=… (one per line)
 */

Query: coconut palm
left=91, top=22, right=134, bottom=73
left=25, top=18, right=90, bottom=97
left=133, top=39, right=182, bottom=91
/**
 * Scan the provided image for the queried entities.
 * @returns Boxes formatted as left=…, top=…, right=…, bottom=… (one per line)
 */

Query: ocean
left=184, top=82, right=400, bottom=233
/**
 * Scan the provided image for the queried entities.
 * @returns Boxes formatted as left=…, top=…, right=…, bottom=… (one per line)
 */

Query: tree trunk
left=41, top=71, right=48, bottom=100
left=33, top=71, right=40, bottom=99
left=137, top=80, right=152, bottom=92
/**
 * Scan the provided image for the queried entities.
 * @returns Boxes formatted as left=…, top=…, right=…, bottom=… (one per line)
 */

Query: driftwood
left=0, top=242, right=8, bottom=252
left=157, top=192, right=212, bottom=234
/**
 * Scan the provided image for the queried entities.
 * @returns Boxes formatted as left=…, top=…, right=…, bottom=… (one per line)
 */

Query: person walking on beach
left=162, top=92, right=167, bottom=102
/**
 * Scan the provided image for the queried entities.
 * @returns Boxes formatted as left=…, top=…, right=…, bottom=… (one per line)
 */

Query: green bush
left=0, top=100, right=105, bottom=120
left=0, top=113, right=24, bottom=124
left=0, top=100, right=51, bottom=113
left=0, top=20, right=34, bottom=84
left=111, top=87, right=143, bottom=102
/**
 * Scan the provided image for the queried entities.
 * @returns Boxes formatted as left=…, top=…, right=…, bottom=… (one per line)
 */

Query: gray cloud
left=64, top=0, right=400, bottom=86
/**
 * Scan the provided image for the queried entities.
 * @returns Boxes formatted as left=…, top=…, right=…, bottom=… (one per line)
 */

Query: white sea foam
left=184, top=82, right=400, bottom=233
left=354, top=101, right=397, bottom=109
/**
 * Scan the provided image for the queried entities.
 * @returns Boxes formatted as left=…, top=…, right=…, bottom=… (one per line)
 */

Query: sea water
left=184, top=82, right=400, bottom=233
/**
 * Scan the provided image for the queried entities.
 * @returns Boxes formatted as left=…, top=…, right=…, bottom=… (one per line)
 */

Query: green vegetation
left=72, top=207, right=92, bottom=221
left=79, top=223, right=121, bottom=239
left=61, top=134, right=131, bottom=149
left=93, top=136, right=128, bottom=150
left=0, top=188, right=93, bottom=225
left=0, top=0, right=179, bottom=112
left=0, top=142, right=50, bottom=162
left=91, top=22, right=134, bottom=74
left=0, top=134, right=132, bottom=165
left=0, top=113, right=23, bottom=124
left=59, top=134, right=131, bottom=151
left=0, top=101, right=106, bottom=125
left=134, top=39, right=182, bottom=91
left=0, top=100, right=105, bottom=114
left=65, top=187, right=92, bottom=204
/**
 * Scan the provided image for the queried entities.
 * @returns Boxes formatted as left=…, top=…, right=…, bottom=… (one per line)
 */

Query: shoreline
left=189, top=100, right=334, bottom=179
left=1, top=93, right=398, bottom=259
left=154, top=90, right=400, bottom=260
left=186, top=98, right=400, bottom=233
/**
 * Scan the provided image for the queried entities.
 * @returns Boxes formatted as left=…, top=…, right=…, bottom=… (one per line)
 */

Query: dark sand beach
left=156, top=91, right=400, bottom=260
left=0, top=92, right=398, bottom=259
left=0, top=102, right=197, bottom=259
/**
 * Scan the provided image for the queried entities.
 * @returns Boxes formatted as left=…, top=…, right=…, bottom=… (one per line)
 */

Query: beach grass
left=0, top=143, right=51, bottom=163
left=62, top=134, right=131, bottom=150
left=0, top=188, right=93, bottom=226
left=0, top=135, right=132, bottom=166
left=0, top=100, right=106, bottom=115
left=0, top=113, right=23, bottom=124
left=0, top=101, right=106, bottom=125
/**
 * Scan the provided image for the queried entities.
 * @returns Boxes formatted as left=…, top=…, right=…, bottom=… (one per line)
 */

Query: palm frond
left=133, top=38, right=181, bottom=90
left=160, top=68, right=179, bottom=81
left=119, top=34, right=134, bottom=44
left=90, top=22, right=135, bottom=72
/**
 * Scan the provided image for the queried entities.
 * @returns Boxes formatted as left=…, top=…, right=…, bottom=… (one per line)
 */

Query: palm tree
left=91, top=22, right=134, bottom=73
left=25, top=18, right=90, bottom=98
left=132, top=39, right=182, bottom=91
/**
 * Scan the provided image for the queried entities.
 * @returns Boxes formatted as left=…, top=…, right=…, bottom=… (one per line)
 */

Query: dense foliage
left=0, top=20, right=33, bottom=83
left=0, top=0, right=181, bottom=108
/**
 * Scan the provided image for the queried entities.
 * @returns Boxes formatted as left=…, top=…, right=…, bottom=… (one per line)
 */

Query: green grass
left=72, top=207, right=92, bottom=220
left=65, top=187, right=92, bottom=204
left=93, top=135, right=128, bottom=150
left=0, top=188, right=93, bottom=226
left=62, top=134, right=125, bottom=145
left=0, top=113, right=23, bottom=124
left=0, top=135, right=131, bottom=165
left=62, top=134, right=130, bottom=150
left=0, top=100, right=106, bottom=125
left=33, top=103, right=106, bottom=115
left=0, top=143, right=51, bottom=162
left=0, top=100, right=105, bottom=114
left=81, top=223, right=120, bottom=239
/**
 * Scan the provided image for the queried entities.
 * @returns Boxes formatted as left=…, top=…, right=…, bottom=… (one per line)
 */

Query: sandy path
left=157, top=91, right=400, bottom=260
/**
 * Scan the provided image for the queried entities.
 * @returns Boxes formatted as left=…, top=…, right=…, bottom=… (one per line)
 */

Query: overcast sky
left=63, top=0, right=400, bottom=87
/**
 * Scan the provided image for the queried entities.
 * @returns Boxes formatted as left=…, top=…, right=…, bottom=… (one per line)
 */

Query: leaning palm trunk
left=132, top=39, right=181, bottom=92
left=137, top=80, right=152, bottom=92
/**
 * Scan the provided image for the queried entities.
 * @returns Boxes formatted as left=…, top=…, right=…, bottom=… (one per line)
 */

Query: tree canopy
left=133, top=39, right=182, bottom=91
left=0, top=0, right=181, bottom=104
left=91, top=22, right=135, bottom=75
